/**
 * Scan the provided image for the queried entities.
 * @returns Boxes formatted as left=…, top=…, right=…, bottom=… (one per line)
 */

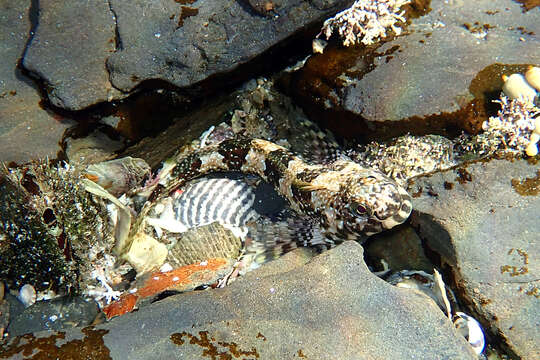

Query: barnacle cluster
left=316, top=0, right=411, bottom=47
left=349, top=135, right=456, bottom=184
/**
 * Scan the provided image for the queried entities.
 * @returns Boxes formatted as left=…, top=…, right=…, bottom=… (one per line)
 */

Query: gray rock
left=7, top=296, right=99, bottom=337
left=22, top=0, right=124, bottom=110
left=365, top=225, right=434, bottom=273
left=107, top=0, right=350, bottom=95
left=410, top=158, right=540, bottom=359
left=0, top=1, right=73, bottom=163
left=290, top=0, right=540, bottom=138
left=21, top=0, right=352, bottom=110
left=2, top=243, right=476, bottom=359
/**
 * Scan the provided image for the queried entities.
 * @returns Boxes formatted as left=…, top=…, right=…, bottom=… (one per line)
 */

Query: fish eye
left=350, top=202, right=370, bottom=217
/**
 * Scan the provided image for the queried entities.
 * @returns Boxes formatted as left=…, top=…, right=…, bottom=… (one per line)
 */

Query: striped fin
left=172, top=178, right=258, bottom=229
left=245, top=211, right=334, bottom=267
left=289, top=119, right=346, bottom=164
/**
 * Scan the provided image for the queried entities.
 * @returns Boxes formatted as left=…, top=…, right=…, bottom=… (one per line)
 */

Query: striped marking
left=173, top=178, right=258, bottom=229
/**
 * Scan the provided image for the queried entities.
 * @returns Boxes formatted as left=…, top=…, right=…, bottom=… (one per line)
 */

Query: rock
left=7, top=297, right=99, bottom=337
left=2, top=243, right=477, bottom=359
left=0, top=1, right=73, bottom=163
left=364, top=225, right=434, bottom=273
left=288, top=0, right=540, bottom=140
left=409, top=158, right=540, bottom=359
left=119, top=93, right=236, bottom=168
left=21, top=0, right=353, bottom=111
left=22, top=0, right=123, bottom=110
left=64, top=129, right=125, bottom=166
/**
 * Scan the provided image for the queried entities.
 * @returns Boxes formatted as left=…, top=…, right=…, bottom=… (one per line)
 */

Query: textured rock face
left=70, top=244, right=475, bottom=358
left=289, top=0, right=540, bottom=139
left=21, top=0, right=353, bottom=111
left=0, top=244, right=477, bottom=358
left=410, top=158, right=540, bottom=359
left=0, top=1, right=73, bottom=163
left=22, top=0, right=122, bottom=110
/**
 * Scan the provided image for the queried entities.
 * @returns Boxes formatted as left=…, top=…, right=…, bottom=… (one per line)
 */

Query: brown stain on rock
left=0, top=327, right=110, bottom=359
left=513, top=0, right=540, bottom=11
left=177, top=6, right=199, bottom=28
left=456, top=168, right=472, bottom=184
left=511, top=170, right=540, bottom=196
left=170, top=331, right=260, bottom=359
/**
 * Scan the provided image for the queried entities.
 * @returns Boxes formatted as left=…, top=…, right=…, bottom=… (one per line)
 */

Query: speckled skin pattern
left=152, top=137, right=412, bottom=242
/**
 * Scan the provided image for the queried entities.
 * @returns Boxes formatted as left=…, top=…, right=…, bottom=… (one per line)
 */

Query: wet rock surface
left=1, top=244, right=477, bottom=359
left=0, top=1, right=73, bottom=163
left=20, top=0, right=353, bottom=111
left=410, top=158, right=540, bottom=359
left=288, top=0, right=540, bottom=139
left=7, top=297, right=99, bottom=337
left=100, top=246, right=475, bottom=359
left=22, top=0, right=123, bottom=110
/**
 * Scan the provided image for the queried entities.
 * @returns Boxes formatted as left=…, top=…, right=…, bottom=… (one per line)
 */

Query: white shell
left=453, top=312, right=485, bottom=355
left=312, top=38, right=328, bottom=54
left=502, top=73, right=537, bottom=103
left=17, top=284, right=37, bottom=308
left=526, top=141, right=538, bottom=157
left=525, top=66, right=540, bottom=91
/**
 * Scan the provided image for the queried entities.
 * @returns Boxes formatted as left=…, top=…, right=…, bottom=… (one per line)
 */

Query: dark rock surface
left=22, top=0, right=123, bottom=110
left=21, top=0, right=353, bottom=111
left=0, top=1, right=73, bottom=163
left=410, top=158, right=540, bottom=359
left=1, top=243, right=477, bottom=359
left=289, top=0, right=540, bottom=139
left=8, top=297, right=99, bottom=337
left=365, top=225, right=434, bottom=273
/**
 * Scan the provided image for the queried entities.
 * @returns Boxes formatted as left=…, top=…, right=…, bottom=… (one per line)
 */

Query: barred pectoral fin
left=244, top=212, right=333, bottom=267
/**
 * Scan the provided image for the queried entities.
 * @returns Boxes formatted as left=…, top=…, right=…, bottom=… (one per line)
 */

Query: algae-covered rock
left=0, top=161, right=117, bottom=295
left=0, top=165, right=73, bottom=292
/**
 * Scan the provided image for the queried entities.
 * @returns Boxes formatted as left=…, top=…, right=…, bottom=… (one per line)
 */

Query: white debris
left=317, top=0, right=411, bottom=46
left=160, top=263, right=173, bottom=273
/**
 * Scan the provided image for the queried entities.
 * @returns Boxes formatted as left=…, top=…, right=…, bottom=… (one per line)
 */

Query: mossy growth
left=0, top=166, right=74, bottom=293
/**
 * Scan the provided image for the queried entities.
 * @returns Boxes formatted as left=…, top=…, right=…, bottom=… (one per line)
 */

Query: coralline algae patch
left=102, top=258, right=230, bottom=319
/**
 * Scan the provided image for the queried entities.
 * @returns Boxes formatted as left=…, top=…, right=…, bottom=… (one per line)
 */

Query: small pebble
left=17, top=284, right=36, bottom=308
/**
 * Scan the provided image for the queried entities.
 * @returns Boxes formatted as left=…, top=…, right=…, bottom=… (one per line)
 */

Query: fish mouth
left=379, top=186, right=413, bottom=229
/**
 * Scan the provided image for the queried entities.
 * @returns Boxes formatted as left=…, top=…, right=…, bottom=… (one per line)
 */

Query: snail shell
left=502, top=73, right=537, bottom=103
left=525, top=66, right=540, bottom=91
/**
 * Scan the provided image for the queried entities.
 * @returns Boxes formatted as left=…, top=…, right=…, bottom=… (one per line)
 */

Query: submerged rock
left=4, top=242, right=476, bottom=359
left=289, top=0, right=540, bottom=140
left=0, top=1, right=73, bottom=163
left=22, top=0, right=123, bottom=110
left=410, top=158, right=540, bottom=359
left=21, top=0, right=353, bottom=111
left=7, top=296, right=99, bottom=337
